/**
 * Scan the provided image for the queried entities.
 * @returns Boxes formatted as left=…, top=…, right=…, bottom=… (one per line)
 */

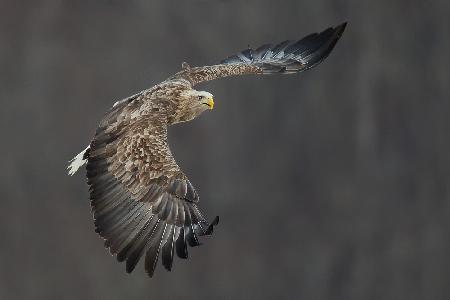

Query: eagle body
left=68, top=23, right=347, bottom=277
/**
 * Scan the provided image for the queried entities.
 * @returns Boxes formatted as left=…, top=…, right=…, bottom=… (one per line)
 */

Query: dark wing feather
left=161, top=225, right=176, bottom=271
left=86, top=102, right=218, bottom=277
left=169, top=22, right=346, bottom=86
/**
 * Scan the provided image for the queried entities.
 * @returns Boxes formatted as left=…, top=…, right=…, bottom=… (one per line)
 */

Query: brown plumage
left=68, top=23, right=347, bottom=277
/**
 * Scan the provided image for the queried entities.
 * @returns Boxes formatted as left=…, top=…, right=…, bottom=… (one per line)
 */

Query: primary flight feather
left=68, top=22, right=347, bottom=277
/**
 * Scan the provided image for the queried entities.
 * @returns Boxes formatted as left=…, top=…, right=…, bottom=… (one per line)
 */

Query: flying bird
left=68, top=23, right=347, bottom=277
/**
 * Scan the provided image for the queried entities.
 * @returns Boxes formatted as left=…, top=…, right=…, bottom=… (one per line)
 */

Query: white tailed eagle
left=68, top=23, right=347, bottom=277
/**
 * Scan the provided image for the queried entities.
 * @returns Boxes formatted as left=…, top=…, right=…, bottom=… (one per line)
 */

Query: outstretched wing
left=86, top=100, right=218, bottom=277
left=170, top=22, right=346, bottom=86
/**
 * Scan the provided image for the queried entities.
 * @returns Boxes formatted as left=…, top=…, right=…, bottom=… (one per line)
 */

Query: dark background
left=1, top=1, right=449, bottom=299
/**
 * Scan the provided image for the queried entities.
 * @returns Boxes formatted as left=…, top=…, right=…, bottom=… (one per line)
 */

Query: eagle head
left=193, top=90, right=214, bottom=110
left=174, top=90, right=214, bottom=123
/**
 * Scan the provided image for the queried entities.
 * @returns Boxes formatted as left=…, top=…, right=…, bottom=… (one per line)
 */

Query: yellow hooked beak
left=204, top=97, right=214, bottom=109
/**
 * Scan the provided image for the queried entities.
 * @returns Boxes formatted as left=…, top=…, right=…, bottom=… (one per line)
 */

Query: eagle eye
left=198, top=95, right=203, bottom=100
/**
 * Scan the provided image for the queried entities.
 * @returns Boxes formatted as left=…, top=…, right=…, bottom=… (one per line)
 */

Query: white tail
left=67, top=145, right=90, bottom=176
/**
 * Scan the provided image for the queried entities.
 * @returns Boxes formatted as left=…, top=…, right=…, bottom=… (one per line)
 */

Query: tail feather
left=67, top=145, right=90, bottom=175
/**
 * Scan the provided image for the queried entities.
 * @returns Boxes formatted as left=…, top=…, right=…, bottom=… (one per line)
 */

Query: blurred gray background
left=1, top=1, right=449, bottom=299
